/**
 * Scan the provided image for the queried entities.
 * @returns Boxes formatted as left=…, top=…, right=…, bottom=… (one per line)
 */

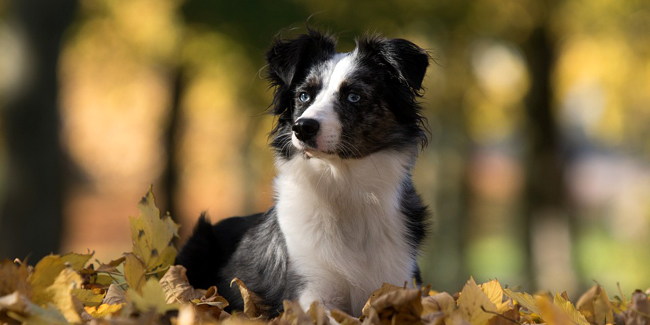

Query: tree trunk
left=0, top=0, right=77, bottom=260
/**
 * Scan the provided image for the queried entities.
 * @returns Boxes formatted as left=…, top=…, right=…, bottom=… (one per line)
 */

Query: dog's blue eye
left=347, top=93, right=361, bottom=103
left=299, top=92, right=311, bottom=103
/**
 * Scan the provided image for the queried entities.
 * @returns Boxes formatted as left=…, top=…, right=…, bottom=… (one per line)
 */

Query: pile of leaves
left=1, top=188, right=649, bottom=325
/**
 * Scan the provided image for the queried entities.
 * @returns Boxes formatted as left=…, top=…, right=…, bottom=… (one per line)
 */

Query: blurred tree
left=0, top=0, right=77, bottom=260
left=520, top=4, right=576, bottom=292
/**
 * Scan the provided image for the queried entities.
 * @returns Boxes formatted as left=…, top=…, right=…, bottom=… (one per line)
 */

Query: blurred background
left=1, top=0, right=649, bottom=298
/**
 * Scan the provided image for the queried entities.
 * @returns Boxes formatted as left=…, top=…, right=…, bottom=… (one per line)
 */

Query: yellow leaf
left=456, top=277, right=498, bottom=325
left=480, top=279, right=509, bottom=313
left=503, top=288, right=541, bottom=315
left=84, top=303, right=124, bottom=318
left=127, top=277, right=179, bottom=314
left=576, top=285, right=614, bottom=325
left=124, top=253, right=146, bottom=294
left=28, top=253, right=93, bottom=305
left=553, top=293, right=590, bottom=325
left=60, top=252, right=94, bottom=271
left=130, top=186, right=180, bottom=277
left=72, top=288, right=104, bottom=307
left=230, top=277, right=270, bottom=318
left=0, top=291, right=69, bottom=325
left=44, top=268, right=84, bottom=323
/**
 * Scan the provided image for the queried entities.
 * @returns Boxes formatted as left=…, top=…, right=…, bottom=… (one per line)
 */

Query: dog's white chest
left=275, top=153, right=417, bottom=315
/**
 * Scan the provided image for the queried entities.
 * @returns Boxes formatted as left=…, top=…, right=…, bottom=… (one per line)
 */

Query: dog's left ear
left=267, top=29, right=337, bottom=88
left=357, top=37, right=430, bottom=93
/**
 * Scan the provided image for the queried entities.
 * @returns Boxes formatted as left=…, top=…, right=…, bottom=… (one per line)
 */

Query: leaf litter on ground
left=1, top=187, right=649, bottom=325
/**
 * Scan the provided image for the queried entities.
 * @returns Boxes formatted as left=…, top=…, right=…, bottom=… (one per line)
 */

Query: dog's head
left=267, top=29, right=429, bottom=160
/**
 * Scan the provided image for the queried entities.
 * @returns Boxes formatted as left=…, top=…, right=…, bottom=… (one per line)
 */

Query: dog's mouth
left=299, top=146, right=338, bottom=160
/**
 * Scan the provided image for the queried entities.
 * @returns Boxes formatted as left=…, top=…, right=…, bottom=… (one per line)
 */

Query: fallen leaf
left=0, top=291, right=69, bottom=325
left=371, top=288, right=423, bottom=325
left=102, top=283, right=127, bottom=305
left=553, top=293, right=590, bottom=325
left=72, top=288, right=105, bottom=307
left=60, top=252, right=94, bottom=271
left=422, top=292, right=456, bottom=317
left=480, top=280, right=510, bottom=313
left=177, top=304, right=196, bottom=325
left=456, top=277, right=498, bottom=325
left=421, top=311, right=445, bottom=325
left=486, top=306, right=519, bottom=325
left=127, top=277, right=180, bottom=315
left=361, top=283, right=404, bottom=318
left=279, top=300, right=314, bottom=325
left=130, top=186, right=180, bottom=277
left=159, top=265, right=206, bottom=304
left=231, top=277, right=271, bottom=318
left=44, top=267, right=84, bottom=323
left=84, top=303, right=124, bottom=318
left=124, top=253, right=146, bottom=294
left=331, top=309, right=361, bottom=325
left=503, top=288, right=541, bottom=315
left=194, top=286, right=230, bottom=320
left=0, top=259, right=31, bottom=297
left=537, top=294, right=571, bottom=325
left=576, top=285, right=614, bottom=325
left=626, top=290, right=649, bottom=325
left=95, top=256, right=126, bottom=274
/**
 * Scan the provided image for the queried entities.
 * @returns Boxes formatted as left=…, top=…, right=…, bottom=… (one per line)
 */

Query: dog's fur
left=176, top=29, right=430, bottom=317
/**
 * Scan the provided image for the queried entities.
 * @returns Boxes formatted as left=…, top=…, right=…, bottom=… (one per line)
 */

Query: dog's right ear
left=266, top=29, right=337, bottom=88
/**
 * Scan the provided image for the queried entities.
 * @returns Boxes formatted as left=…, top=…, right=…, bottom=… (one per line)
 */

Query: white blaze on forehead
left=294, top=52, right=358, bottom=154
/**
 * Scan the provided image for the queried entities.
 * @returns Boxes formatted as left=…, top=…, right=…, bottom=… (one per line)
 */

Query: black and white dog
left=176, top=29, right=430, bottom=317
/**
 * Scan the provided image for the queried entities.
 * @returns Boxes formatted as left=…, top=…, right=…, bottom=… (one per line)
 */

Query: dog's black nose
left=292, top=118, right=320, bottom=142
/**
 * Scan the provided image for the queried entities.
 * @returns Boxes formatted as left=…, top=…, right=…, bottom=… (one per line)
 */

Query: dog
left=176, top=29, right=430, bottom=317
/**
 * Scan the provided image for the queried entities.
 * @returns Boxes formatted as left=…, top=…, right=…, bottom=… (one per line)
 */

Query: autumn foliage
left=0, top=188, right=648, bottom=325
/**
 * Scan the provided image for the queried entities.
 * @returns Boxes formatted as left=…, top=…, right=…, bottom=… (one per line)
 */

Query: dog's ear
left=357, top=36, right=429, bottom=94
left=267, top=29, right=337, bottom=87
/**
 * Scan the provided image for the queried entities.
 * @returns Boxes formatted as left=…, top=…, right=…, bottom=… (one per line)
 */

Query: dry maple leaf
left=0, top=291, right=69, bottom=325
left=456, top=277, right=498, bottom=325
left=422, top=292, right=455, bottom=317
left=126, top=277, right=180, bottom=315
left=0, top=259, right=31, bottom=297
left=102, top=283, right=127, bottom=305
left=625, top=290, right=649, bottom=325
left=480, top=279, right=510, bottom=314
left=331, top=309, right=362, bottom=325
left=28, top=252, right=93, bottom=306
left=45, top=268, right=85, bottom=323
left=576, top=285, right=614, bottom=325
left=552, top=293, right=590, bottom=325
left=129, top=186, right=180, bottom=277
left=503, top=288, right=541, bottom=316
left=123, top=252, right=146, bottom=294
left=371, top=288, right=423, bottom=325
left=361, top=282, right=404, bottom=318
left=231, top=277, right=271, bottom=319
left=159, top=265, right=206, bottom=304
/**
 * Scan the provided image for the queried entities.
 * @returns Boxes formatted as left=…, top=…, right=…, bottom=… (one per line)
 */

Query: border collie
left=176, top=29, right=430, bottom=317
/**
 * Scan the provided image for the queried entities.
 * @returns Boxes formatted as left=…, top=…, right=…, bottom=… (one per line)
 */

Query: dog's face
left=267, top=30, right=429, bottom=160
